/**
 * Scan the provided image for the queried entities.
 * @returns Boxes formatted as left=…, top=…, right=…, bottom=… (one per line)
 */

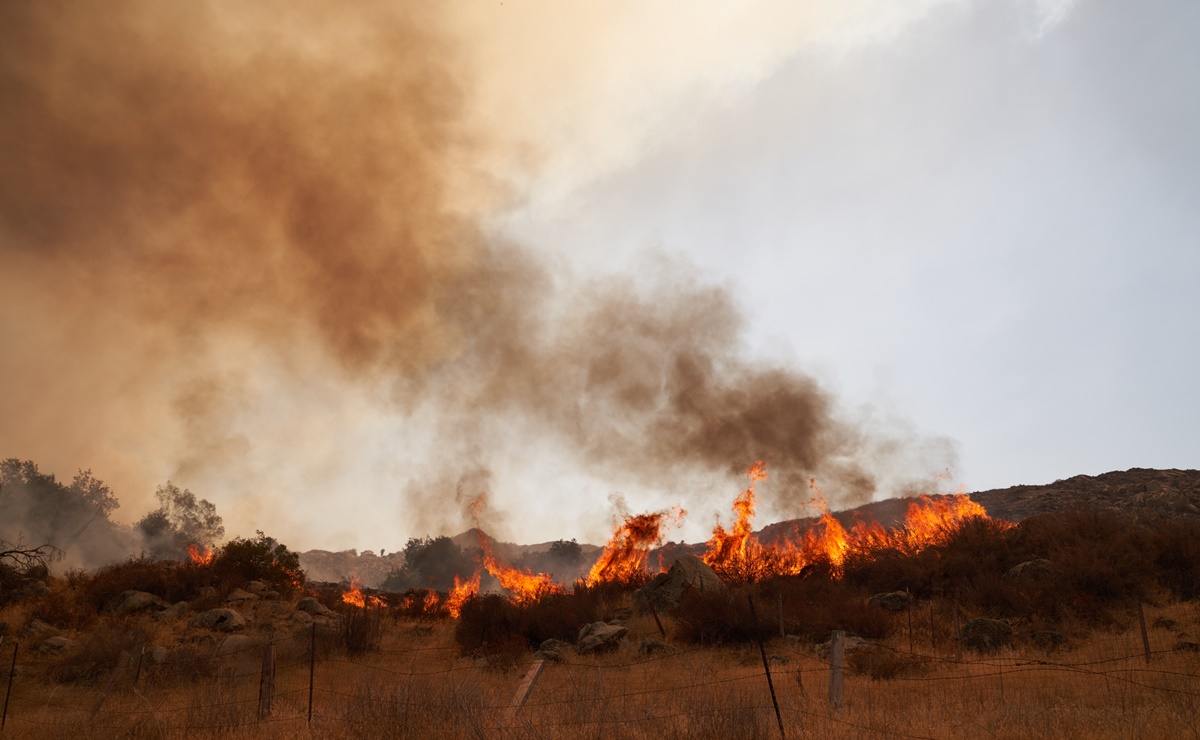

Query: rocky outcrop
left=868, top=592, right=911, bottom=611
left=633, top=556, right=726, bottom=613
left=576, top=622, right=628, bottom=654
left=296, top=597, right=333, bottom=616
left=961, top=618, right=1012, bottom=653
left=1003, top=560, right=1059, bottom=584
left=536, top=638, right=571, bottom=663
left=104, top=590, right=169, bottom=616
left=189, top=608, right=246, bottom=632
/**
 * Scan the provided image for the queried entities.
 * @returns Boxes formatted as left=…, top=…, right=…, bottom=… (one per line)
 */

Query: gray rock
left=296, top=597, right=333, bottom=616
left=577, top=622, right=628, bottom=654
left=868, top=592, right=912, bottom=612
left=535, top=648, right=565, bottom=663
left=638, top=638, right=676, bottom=657
left=961, top=618, right=1012, bottom=653
left=21, top=618, right=59, bottom=640
left=633, top=556, right=726, bottom=613
left=216, top=634, right=257, bottom=656
left=104, top=590, right=169, bottom=616
left=225, top=588, right=259, bottom=604
left=189, top=608, right=246, bottom=632
left=154, top=601, right=190, bottom=622
left=38, top=636, right=74, bottom=654
left=262, top=590, right=282, bottom=601
left=291, top=611, right=314, bottom=626
left=1003, top=560, right=1059, bottom=584
left=241, top=580, right=268, bottom=594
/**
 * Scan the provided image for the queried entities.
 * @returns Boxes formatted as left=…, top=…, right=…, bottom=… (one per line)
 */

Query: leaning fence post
left=828, top=630, right=845, bottom=710
left=747, top=596, right=786, bottom=740
left=954, top=603, right=963, bottom=662
left=1138, top=603, right=1151, bottom=664
left=133, top=646, right=145, bottom=689
left=648, top=601, right=667, bottom=639
left=2, top=639, right=15, bottom=734
left=504, top=659, right=545, bottom=721
left=258, top=634, right=276, bottom=720
left=307, top=623, right=316, bottom=726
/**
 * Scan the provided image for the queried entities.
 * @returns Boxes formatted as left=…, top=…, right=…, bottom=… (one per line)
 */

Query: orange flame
left=187, top=544, right=214, bottom=566
left=446, top=572, right=480, bottom=618
left=478, top=533, right=565, bottom=604
left=586, top=506, right=686, bottom=586
left=341, top=578, right=385, bottom=608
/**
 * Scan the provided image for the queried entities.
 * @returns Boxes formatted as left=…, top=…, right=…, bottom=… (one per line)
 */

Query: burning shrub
left=212, top=530, right=304, bottom=592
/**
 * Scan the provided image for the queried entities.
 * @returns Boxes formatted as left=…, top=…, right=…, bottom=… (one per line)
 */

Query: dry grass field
left=3, top=596, right=1199, bottom=739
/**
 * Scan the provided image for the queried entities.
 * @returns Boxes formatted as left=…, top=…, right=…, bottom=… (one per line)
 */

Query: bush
left=453, top=586, right=605, bottom=654
left=341, top=605, right=384, bottom=655
left=213, top=531, right=304, bottom=592
left=670, top=589, right=777, bottom=645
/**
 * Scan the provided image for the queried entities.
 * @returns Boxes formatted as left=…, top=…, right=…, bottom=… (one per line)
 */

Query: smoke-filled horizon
left=3, top=1, right=1196, bottom=556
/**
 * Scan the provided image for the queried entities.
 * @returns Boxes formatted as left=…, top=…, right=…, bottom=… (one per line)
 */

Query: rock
left=633, top=556, right=726, bottom=613
left=195, top=586, right=219, bottom=601
left=638, top=638, right=676, bottom=657
left=18, top=580, right=50, bottom=599
left=225, top=588, right=259, bottom=604
left=155, top=601, right=190, bottom=622
left=1031, top=630, right=1067, bottom=651
left=868, top=592, right=911, bottom=612
left=241, top=580, right=268, bottom=594
left=104, top=590, right=168, bottom=616
left=189, top=608, right=246, bottom=632
left=816, top=634, right=873, bottom=659
left=262, top=591, right=282, bottom=601
left=216, top=635, right=257, bottom=656
left=291, top=611, right=314, bottom=626
left=577, top=622, right=628, bottom=654
left=21, top=618, right=59, bottom=640
left=296, top=597, right=333, bottom=616
left=536, top=648, right=565, bottom=663
left=1003, top=560, right=1059, bottom=584
left=960, top=618, right=1012, bottom=653
left=38, top=636, right=74, bottom=654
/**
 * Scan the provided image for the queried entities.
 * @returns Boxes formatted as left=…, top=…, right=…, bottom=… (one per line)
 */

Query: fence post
left=648, top=601, right=667, bottom=639
left=133, top=646, right=145, bottom=689
left=258, top=634, right=276, bottom=720
left=748, top=596, right=786, bottom=740
left=2, top=639, right=14, bottom=734
left=954, top=603, right=963, bottom=662
left=930, top=601, right=936, bottom=650
left=828, top=630, right=845, bottom=710
left=504, top=659, right=545, bottom=721
left=307, top=623, right=316, bottom=726
left=1138, top=603, right=1151, bottom=664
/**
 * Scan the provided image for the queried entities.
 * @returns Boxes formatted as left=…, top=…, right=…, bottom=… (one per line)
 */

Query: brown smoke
left=0, top=2, right=952, bottom=549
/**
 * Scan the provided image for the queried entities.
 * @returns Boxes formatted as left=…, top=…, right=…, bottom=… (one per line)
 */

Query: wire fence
left=2, top=616, right=1199, bottom=738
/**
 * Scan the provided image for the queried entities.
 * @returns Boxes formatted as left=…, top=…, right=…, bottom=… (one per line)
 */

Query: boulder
left=104, top=590, right=168, bottom=616
left=638, top=638, right=676, bottom=657
left=154, top=601, right=190, bottom=622
left=21, top=618, right=59, bottom=640
left=868, top=592, right=911, bottom=612
left=189, top=608, right=246, bottom=632
left=38, top=636, right=74, bottom=654
left=216, top=634, right=257, bottom=656
left=960, top=618, right=1012, bottom=653
left=291, top=611, right=314, bottom=627
left=536, top=638, right=571, bottom=663
left=296, top=597, right=333, bottom=616
left=241, top=580, right=268, bottom=594
left=576, top=622, right=628, bottom=654
left=633, top=556, right=726, bottom=613
left=1003, top=560, right=1059, bottom=584
left=225, top=588, right=259, bottom=604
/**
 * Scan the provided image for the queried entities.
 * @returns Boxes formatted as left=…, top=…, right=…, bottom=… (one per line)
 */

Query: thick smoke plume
left=0, top=2, right=953, bottom=553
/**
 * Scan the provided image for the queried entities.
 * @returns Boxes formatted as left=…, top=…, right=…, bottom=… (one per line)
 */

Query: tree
left=136, top=482, right=224, bottom=559
left=215, top=531, right=305, bottom=591
left=383, top=536, right=477, bottom=592
left=0, top=459, right=126, bottom=563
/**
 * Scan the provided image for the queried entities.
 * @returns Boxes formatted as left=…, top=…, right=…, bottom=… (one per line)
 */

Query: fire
left=341, top=578, right=385, bottom=608
left=187, top=544, right=214, bottom=566
left=698, top=462, right=1004, bottom=582
left=446, top=572, right=480, bottom=618
left=585, top=506, right=686, bottom=586
left=478, top=534, right=565, bottom=604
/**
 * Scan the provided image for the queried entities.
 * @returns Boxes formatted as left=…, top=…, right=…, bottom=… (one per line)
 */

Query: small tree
left=136, top=482, right=224, bottom=559
left=214, top=531, right=305, bottom=591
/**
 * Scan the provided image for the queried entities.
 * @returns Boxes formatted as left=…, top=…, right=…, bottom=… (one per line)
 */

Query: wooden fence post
left=828, top=630, right=845, bottom=710
left=747, top=596, right=786, bottom=740
left=258, top=634, right=276, bottom=720
left=647, top=601, right=667, bottom=639
left=504, top=659, right=545, bottom=721
left=307, top=623, right=316, bottom=726
left=1, top=639, right=15, bottom=734
left=1138, top=603, right=1151, bottom=664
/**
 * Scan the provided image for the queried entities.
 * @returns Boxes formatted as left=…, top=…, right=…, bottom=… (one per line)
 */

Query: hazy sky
left=2, top=0, right=1196, bottom=553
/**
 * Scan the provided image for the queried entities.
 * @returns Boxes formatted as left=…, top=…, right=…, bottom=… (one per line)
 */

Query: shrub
left=341, top=605, right=384, bottom=655
left=453, top=587, right=605, bottom=654
left=213, top=531, right=304, bottom=592
left=670, top=589, right=777, bottom=645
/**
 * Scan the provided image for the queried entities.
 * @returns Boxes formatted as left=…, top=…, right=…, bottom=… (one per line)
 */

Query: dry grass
left=2, top=597, right=1199, bottom=739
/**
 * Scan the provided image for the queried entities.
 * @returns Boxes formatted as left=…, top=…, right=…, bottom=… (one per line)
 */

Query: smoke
left=0, top=1, right=957, bottom=553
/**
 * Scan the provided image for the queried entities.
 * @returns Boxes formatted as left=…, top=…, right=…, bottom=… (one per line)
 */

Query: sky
left=1, top=0, right=1196, bottom=554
